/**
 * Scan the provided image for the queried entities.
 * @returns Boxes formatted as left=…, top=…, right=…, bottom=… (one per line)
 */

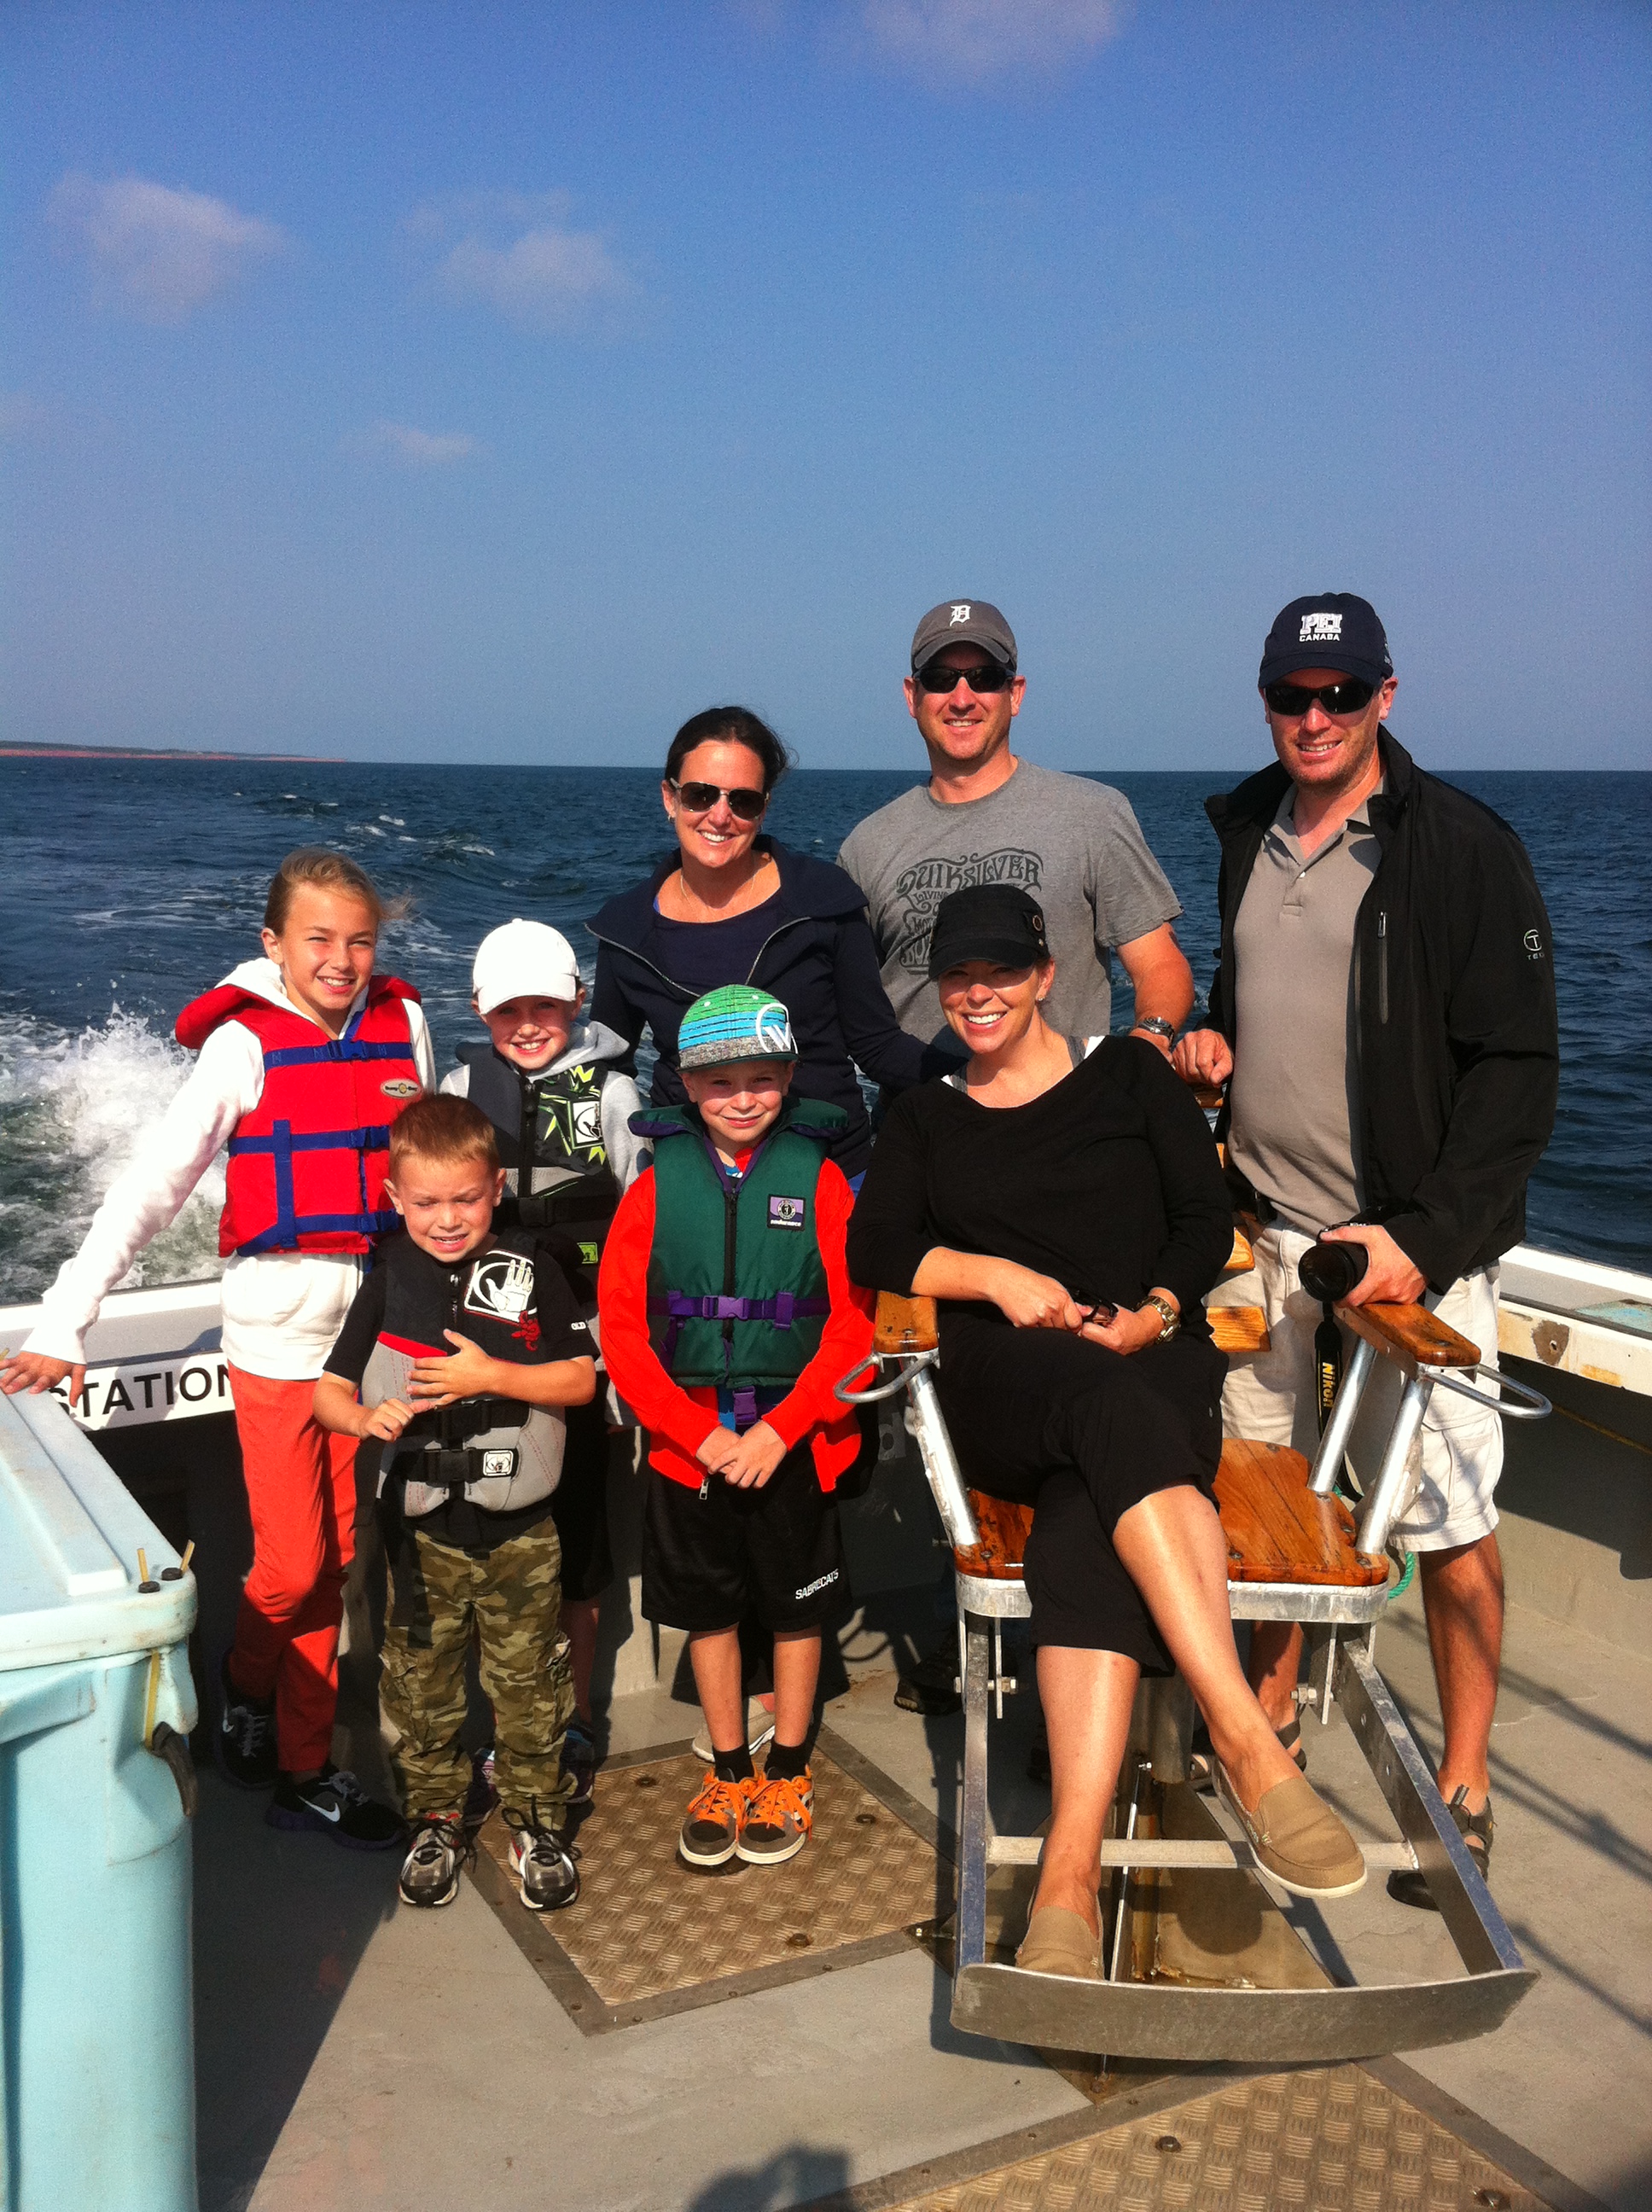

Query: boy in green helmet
left=597, top=986, right=874, bottom=1868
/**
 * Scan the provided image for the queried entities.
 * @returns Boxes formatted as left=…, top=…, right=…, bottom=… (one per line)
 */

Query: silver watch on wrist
left=1131, top=1016, right=1178, bottom=1044
left=1138, top=1292, right=1179, bottom=1342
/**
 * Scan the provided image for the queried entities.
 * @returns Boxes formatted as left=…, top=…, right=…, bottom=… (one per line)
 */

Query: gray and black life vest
left=363, top=1229, right=575, bottom=1518
left=457, top=1040, right=620, bottom=1260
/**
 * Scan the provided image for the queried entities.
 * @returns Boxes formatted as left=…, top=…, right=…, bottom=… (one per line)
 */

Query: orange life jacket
left=174, top=975, right=423, bottom=1257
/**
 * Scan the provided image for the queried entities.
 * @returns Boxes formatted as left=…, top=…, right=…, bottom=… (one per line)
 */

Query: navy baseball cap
left=1259, top=594, right=1393, bottom=687
left=927, top=884, right=1050, bottom=978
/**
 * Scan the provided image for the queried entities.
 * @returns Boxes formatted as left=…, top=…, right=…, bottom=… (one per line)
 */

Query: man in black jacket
left=1174, top=592, right=1557, bottom=1906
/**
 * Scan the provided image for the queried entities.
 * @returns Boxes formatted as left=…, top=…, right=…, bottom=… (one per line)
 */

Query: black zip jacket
left=587, top=838, right=959, bottom=1176
left=1204, top=731, right=1558, bottom=1290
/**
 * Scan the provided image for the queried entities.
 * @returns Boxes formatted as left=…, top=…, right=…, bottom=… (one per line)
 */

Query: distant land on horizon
left=0, top=738, right=342, bottom=761
left=0, top=740, right=1633, bottom=773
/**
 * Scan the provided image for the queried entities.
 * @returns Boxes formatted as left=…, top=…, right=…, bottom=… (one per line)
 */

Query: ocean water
left=0, top=758, right=1646, bottom=1301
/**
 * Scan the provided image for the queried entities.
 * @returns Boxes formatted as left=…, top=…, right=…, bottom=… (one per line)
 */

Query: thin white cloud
left=49, top=172, right=287, bottom=321
left=363, top=421, right=483, bottom=468
left=409, top=191, right=631, bottom=332
left=861, top=0, right=1126, bottom=79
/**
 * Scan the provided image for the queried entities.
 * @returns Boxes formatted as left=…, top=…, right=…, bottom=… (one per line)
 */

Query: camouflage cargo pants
left=381, top=1520, right=575, bottom=1830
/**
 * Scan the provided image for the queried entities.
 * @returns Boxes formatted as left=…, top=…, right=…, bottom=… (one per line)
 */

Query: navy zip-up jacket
left=587, top=838, right=961, bottom=1175
left=1205, top=731, right=1558, bottom=1290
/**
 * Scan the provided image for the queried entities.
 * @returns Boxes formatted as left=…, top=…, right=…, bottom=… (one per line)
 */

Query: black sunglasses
left=914, top=659, right=1015, bottom=695
left=668, top=778, right=768, bottom=820
left=1263, top=677, right=1379, bottom=717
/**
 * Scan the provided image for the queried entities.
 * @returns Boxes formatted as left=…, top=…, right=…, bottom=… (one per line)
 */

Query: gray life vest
left=362, top=1231, right=570, bottom=1518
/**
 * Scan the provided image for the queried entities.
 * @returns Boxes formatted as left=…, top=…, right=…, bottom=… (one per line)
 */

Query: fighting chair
left=836, top=1258, right=1549, bottom=2064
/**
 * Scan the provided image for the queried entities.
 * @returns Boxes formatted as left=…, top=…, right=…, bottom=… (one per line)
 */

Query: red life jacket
left=174, top=975, right=423, bottom=1258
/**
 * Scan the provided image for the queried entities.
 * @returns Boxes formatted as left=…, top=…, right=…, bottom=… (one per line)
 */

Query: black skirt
left=938, top=1312, right=1225, bottom=1671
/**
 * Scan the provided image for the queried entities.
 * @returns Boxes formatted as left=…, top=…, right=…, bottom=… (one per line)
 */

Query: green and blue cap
left=677, top=985, right=798, bottom=1073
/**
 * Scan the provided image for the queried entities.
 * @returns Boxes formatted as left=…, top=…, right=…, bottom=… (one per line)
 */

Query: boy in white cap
left=441, top=919, right=646, bottom=1804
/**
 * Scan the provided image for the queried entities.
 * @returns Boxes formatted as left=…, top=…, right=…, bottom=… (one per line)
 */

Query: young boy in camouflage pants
left=315, top=1096, right=596, bottom=1911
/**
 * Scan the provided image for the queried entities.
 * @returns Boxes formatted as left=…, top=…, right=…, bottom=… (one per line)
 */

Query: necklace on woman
left=671, top=849, right=775, bottom=922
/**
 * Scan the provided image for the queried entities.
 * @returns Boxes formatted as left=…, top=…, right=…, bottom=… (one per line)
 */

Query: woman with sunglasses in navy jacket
left=588, top=707, right=958, bottom=1181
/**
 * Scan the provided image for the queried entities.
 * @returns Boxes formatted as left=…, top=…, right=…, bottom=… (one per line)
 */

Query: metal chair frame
left=836, top=1307, right=1550, bottom=2063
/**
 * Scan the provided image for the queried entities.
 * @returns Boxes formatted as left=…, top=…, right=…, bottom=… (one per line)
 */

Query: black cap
left=926, top=883, right=1050, bottom=979
left=910, top=598, right=1017, bottom=673
left=1259, top=594, right=1393, bottom=688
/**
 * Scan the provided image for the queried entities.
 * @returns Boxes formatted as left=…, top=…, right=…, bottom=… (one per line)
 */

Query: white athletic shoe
left=691, top=1704, right=777, bottom=1766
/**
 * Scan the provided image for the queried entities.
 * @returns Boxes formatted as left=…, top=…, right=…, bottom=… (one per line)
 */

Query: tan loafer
left=1215, top=1762, right=1366, bottom=1899
left=1015, top=1904, right=1101, bottom=1979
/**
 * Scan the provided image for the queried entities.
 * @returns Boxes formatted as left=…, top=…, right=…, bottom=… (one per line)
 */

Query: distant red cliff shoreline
left=0, top=742, right=344, bottom=761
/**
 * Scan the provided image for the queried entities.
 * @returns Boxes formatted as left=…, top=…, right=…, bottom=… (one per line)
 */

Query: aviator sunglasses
left=1263, top=676, right=1379, bottom=717
left=668, top=777, right=768, bottom=820
left=914, top=659, right=1015, bottom=694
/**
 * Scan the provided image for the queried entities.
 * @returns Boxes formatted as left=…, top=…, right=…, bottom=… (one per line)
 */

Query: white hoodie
left=24, top=958, right=435, bottom=1379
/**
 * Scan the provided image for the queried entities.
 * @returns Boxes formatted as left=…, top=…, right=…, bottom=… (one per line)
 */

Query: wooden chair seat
left=1215, top=1439, right=1387, bottom=1586
left=952, top=1445, right=1386, bottom=1590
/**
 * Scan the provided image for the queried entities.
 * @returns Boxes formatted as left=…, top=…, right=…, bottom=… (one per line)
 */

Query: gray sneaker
left=398, top=1816, right=469, bottom=1909
left=502, top=1804, right=580, bottom=1912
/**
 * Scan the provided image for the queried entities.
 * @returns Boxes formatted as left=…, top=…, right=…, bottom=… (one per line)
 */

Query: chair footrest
left=984, top=1834, right=1416, bottom=1872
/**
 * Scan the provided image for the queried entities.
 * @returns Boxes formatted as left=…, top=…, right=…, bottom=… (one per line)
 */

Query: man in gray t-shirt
left=838, top=598, right=1194, bottom=1055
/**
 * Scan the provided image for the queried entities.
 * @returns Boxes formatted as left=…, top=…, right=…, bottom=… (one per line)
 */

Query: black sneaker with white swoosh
left=266, top=1765, right=404, bottom=1850
left=214, top=1651, right=279, bottom=1791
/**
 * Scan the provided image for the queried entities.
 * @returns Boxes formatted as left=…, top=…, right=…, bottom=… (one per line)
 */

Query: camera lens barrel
left=1298, top=1238, right=1369, bottom=1304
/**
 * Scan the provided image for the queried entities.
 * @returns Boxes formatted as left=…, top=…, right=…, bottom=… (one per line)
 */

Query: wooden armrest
left=874, top=1292, right=939, bottom=1357
left=1208, top=1305, right=1269, bottom=1357
left=1342, top=1300, right=1479, bottom=1375
left=1223, top=1226, right=1254, bottom=1277
left=1190, top=1082, right=1225, bottom=1112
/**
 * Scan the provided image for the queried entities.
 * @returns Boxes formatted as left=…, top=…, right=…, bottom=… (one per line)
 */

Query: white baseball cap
left=472, top=920, right=582, bottom=1015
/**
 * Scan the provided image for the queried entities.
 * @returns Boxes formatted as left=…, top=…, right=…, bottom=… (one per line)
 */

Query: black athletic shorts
left=549, top=1398, right=616, bottom=1603
left=642, top=1446, right=850, bottom=1634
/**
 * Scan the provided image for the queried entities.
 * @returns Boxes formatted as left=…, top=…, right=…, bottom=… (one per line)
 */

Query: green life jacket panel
left=635, top=1099, right=845, bottom=1392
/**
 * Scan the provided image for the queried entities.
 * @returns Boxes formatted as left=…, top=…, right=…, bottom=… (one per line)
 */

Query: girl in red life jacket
left=1, top=848, right=432, bottom=1848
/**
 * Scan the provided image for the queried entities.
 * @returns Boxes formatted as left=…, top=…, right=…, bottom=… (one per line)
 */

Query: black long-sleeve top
left=587, top=837, right=962, bottom=1177
left=846, top=1039, right=1233, bottom=1339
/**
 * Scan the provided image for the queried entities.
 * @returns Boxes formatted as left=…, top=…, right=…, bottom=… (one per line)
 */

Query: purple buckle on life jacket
left=730, top=1387, right=760, bottom=1430
left=714, top=1295, right=748, bottom=1321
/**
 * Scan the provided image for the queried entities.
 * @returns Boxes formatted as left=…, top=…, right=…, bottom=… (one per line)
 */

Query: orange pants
left=227, top=1366, right=359, bottom=1773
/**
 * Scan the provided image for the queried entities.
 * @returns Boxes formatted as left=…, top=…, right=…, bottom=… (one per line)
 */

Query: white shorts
left=1215, top=1224, right=1503, bottom=1553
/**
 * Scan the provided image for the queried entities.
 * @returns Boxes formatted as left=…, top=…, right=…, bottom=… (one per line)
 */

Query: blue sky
left=3, top=1, right=1648, bottom=769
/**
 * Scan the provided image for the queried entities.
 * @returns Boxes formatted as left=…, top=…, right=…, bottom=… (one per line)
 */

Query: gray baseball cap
left=910, top=598, right=1017, bottom=672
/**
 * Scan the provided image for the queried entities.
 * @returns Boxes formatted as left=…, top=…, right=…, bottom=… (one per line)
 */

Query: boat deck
left=193, top=1567, right=1650, bottom=2212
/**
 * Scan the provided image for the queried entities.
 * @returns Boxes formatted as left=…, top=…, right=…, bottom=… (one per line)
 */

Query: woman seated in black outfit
left=848, top=884, right=1364, bottom=1978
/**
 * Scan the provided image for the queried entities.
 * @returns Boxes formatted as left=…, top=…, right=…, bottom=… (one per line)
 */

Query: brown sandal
left=1387, top=1786, right=1493, bottom=1911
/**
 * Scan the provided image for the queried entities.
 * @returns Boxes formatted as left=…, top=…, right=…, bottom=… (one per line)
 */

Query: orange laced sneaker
left=736, top=1767, right=814, bottom=1866
left=678, top=1771, right=756, bottom=1869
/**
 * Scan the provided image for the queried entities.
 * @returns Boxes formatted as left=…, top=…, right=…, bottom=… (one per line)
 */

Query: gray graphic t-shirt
left=837, top=759, right=1181, bottom=1042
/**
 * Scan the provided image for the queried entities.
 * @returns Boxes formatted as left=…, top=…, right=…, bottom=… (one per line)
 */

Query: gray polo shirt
left=1228, top=783, right=1383, bottom=1236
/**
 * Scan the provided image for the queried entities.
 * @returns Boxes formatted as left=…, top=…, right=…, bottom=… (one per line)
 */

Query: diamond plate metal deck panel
left=470, top=1736, right=944, bottom=2032
left=879, top=2065, right=1551, bottom=2212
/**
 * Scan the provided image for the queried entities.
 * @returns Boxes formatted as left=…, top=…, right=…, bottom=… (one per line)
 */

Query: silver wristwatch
left=1131, top=1016, right=1178, bottom=1044
left=1138, top=1293, right=1180, bottom=1342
